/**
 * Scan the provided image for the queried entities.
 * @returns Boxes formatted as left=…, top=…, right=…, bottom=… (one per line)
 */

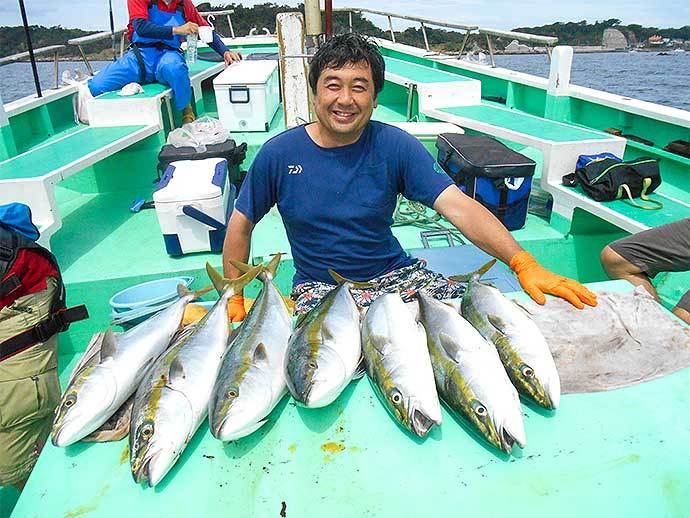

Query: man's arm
left=222, top=209, right=255, bottom=278
left=222, top=209, right=255, bottom=322
left=433, top=185, right=597, bottom=309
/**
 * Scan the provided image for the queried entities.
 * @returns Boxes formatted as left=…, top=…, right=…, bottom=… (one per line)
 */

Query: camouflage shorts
left=291, top=259, right=466, bottom=315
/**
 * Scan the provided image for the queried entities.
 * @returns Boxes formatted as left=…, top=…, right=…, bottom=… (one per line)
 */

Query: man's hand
left=510, top=251, right=598, bottom=309
left=173, top=22, right=199, bottom=36
left=223, top=50, right=242, bottom=66
left=227, top=294, right=246, bottom=322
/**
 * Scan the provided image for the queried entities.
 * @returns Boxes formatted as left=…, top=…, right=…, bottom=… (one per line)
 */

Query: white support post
left=277, top=12, right=311, bottom=128
left=548, top=45, right=573, bottom=96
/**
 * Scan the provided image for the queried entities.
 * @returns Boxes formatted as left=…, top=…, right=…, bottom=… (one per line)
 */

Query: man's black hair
left=308, top=33, right=385, bottom=96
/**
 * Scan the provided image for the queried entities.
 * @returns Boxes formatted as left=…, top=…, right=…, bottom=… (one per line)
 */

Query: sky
left=1, top=0, right=689, bottom=32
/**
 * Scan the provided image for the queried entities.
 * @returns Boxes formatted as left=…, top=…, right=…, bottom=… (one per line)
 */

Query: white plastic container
left=153, top=158, right=234, bottom=255
left=213, top=60, right=280, bottom=132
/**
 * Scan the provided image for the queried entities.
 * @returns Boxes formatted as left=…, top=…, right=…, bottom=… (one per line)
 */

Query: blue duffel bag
left=436, top=134, right=536, bottom=231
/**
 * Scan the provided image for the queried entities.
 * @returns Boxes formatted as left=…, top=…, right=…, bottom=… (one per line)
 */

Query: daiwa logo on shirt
left=287, top=165, right=303, bottom=175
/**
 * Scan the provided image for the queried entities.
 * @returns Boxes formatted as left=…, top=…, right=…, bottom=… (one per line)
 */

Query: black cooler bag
left=157, top=139, right=247, bottom=187
left=436, top=134, right=536, bottom=230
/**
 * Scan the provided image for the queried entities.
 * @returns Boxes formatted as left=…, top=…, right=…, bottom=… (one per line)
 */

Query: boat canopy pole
left=17, top=0, right=42, bottom=98
left=108, top=0, right=117, bottom=61
left=325, top=0, right=333, bottom=38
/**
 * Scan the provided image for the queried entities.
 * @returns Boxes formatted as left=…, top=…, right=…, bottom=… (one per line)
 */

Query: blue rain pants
left=88, top=46, right=191, bottom=110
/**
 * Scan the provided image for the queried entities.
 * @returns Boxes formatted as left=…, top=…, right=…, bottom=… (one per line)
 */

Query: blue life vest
left=132, top=0, right=186, bottom=49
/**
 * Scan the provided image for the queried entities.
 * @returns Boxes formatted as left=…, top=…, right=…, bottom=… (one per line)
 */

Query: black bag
left=436, top=134, right=536, bottom=230
left=563, top=156, right=663, bottom=210
left=157, top=139, right=247, bottom=186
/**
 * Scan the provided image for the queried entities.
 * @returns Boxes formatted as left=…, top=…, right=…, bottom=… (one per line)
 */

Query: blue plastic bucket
left=109, top=276, right=194, bottom=313
left=111, top=298, right=179, bottom=327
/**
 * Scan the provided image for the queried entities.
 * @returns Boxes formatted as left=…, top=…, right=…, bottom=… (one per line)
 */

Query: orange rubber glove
left=227, top=294, right=247, bottom=322
left=509, top=251, right=597, bottom=309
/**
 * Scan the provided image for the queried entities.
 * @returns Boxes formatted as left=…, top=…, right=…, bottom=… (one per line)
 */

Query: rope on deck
left=392, top=195, right=465, bottom=244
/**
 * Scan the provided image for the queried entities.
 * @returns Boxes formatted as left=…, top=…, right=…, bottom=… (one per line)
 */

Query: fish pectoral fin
left=253, top=343, right=269, bottom=365
left=487, top=314, right=510, bottom=335
left=438, top=332, right=466, bottom=362
left=169, top=357, right=187, bottom=382
left=368, top=333, right=392, bottom=356
left=100, top=328, right=119, bottom=360
left=353, top=356, right=366, bottom=379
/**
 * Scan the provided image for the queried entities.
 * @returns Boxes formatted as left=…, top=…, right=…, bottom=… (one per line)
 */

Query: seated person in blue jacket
left=221, top=33, right=597, bottom=322
left=88, top=0, right=241, bottom=123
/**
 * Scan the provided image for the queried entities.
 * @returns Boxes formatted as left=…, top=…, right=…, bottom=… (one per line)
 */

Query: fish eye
left=64, top=395, right=77, bottom=408
left=307, top=361, right=317, bottom=369
left=521, top=365, right=535, bottom=378
left=227, top=388, right=238, bottom=398
left=390, top=389, right=403, bottom=405
left=471, top=399, right=487, bottom=417
left=141, top=423, right=154, bottom=439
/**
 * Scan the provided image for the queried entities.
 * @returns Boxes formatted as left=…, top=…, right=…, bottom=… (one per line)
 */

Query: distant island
left=1, top=3, right=688, bottom=60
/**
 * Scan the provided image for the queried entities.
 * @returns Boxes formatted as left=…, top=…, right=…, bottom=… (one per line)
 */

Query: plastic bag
left=118, top=82, right=144, bottom=96
left=166, top=116, right=229, bottom=152
left=62, top=69, right=93, bottom=125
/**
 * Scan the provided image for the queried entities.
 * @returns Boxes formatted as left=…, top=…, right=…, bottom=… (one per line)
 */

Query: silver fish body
left=417, top=291, right=526, bottom=452
left=461, top=278, right=561, bottom=410
left=51, top=294, right=192, bottom=447
left=130, top=292, right=231, bottom=486
left=361, top=293, right=442, bottom=437
left=209, top=275, right=291, bottom=441
left=285, top=283, right=361, bottom=408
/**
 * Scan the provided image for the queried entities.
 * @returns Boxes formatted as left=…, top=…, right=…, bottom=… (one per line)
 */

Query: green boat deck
left=12, top=281, right=690, bottom=518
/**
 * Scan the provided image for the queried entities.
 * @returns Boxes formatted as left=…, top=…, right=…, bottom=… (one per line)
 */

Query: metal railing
left=67, top=9, right=239, bottom=74
left=335, top=7, right=558, bottom=66
left=0, top=44, right=67, bottom=89
left=68, top=29, right=127, bottom=75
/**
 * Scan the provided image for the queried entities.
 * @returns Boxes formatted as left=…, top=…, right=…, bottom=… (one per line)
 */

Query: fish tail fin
left=229, top=255, right=282, bottom=282
left=265, top=253, right=282, bottom=280
left=206, top=262, right=262, bottom=296
left=448, top=259, right=497, bottom=283
left=177, top=284, right=213, bottom=299
left=328, top=269, right=375, bottom=289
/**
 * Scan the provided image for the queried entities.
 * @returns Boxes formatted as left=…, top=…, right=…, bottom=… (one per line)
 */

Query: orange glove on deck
left=227, top=294, right=247, bottom=322
left=509, top=251, right=597, bottom=309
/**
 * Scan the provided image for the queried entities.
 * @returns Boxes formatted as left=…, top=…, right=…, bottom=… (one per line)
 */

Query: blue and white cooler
left=153, top=157, right=235, bottom=255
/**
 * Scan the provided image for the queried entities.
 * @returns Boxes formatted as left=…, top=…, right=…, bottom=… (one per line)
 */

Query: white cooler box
left=213, top=60, right=280, bottom=132
left=153, top=158, right=234, bottom=256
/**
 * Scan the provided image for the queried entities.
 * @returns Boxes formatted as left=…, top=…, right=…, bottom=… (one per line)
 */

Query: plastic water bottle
left=187, top=33, right=198, bottom=64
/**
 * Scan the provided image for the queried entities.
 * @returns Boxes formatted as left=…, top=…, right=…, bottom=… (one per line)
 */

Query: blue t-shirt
left=235, top=121, right=454, bottom=286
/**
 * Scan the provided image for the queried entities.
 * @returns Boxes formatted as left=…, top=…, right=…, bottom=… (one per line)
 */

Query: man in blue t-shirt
left=222, top=33, right=597, bottom=321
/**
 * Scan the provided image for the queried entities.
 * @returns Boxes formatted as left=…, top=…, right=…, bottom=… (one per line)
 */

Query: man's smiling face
left=312, top=60, right=377, bottom=146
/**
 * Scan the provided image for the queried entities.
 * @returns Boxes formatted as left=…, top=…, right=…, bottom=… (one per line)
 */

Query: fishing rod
left=108, top=0, right=116, bottom=60
left=17, top=0, right=42, bottom=97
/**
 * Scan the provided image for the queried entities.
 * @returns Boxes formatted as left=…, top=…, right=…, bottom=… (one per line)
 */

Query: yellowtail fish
left=129, top=263, right=260, bottom=487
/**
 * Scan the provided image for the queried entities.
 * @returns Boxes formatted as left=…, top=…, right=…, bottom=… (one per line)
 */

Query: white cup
left=198, top=25, right=214, bottom=44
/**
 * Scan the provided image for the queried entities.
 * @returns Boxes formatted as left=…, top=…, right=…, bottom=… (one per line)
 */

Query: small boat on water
left=2, top=2, right=690, bottom=517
